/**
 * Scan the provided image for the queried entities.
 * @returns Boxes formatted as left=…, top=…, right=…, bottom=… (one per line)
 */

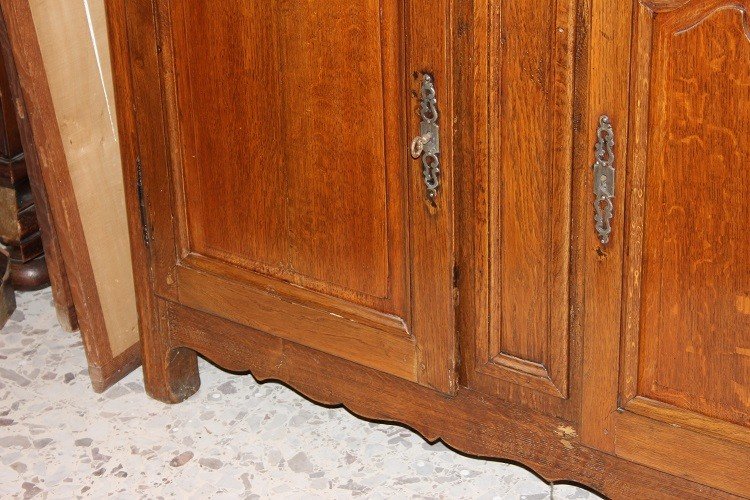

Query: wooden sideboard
left=106, top=1, right=750, bottom=498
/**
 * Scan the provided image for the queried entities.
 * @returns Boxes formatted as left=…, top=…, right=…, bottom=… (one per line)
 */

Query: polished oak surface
left=589, top=1, right=750, bottom=494
left=638, top=2, right=750, bottom=427
left=119, top=0, right=456, bottom=394
left=466, top=0, right=579, bottom=404
left=108, top=0, right=750, bottom=498
left=172, top=1, right=397, bottom=301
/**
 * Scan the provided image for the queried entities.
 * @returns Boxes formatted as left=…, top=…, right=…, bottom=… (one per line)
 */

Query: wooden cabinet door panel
left=462, top=0, right=582, bottom=410
left=173, top=0, right=397, bottom=302
left=628, top=0, right=750, bottom=428
left=124, top=0, right=456, bottom=392
left=585, top=1, right=750, bottom=495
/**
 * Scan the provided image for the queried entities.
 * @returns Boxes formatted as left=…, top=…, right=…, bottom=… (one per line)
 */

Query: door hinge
left=136, top=156, right=150, bottom=246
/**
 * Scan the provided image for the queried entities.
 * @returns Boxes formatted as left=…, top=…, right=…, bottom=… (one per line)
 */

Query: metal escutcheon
left=593, top=115, right=615, bottom=245
left=411, top=74, right=441, bottom=202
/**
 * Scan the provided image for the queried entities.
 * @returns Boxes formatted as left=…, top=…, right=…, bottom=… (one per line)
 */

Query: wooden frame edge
left=0, top=2, right=77, bottom=332
left=0, top=0, right=138, bottom=389
left=87, top=342, right=142, bottom=393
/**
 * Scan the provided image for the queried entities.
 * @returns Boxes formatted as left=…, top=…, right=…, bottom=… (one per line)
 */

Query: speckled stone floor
left=0, top=289, right=602, bottom=499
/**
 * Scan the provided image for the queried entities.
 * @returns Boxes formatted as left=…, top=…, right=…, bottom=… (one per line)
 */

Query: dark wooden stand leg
left=9, top=252, right=48, bottom=290
left=142, top=299, right=201, bottom=403
left=0, top=251, right=14, bottom=327
left=0, top=171, right=50, bottom=291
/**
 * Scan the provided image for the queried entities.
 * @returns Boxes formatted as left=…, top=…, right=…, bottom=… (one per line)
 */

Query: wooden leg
left=141, top=299, right=200, bottom=403
left=0, top=251, right=15, bottom=327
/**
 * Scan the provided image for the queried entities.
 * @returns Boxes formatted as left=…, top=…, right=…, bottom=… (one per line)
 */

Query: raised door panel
left=631, top=2, right=750, bottom=426
left=595, top=1, right=750, bottom=495
left=465, top=0, right=580, bottom=405
left=125, top=0, right=456, bottom=392
left=173, top=0, right=399, bottom=308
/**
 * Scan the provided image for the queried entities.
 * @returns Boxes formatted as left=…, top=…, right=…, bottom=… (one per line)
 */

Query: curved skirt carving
left=156, top=299, right=732, bottom=500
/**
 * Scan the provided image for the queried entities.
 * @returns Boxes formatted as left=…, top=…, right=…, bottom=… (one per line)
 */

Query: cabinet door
left=460, top=0, right=584, bottom=415
left=124, top=0, right=456, bottom=392
left=583, top=1, right=750, bottom=496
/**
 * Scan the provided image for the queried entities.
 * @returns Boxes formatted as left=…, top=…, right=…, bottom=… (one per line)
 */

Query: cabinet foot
left=144, top=345, right=200, bottom=404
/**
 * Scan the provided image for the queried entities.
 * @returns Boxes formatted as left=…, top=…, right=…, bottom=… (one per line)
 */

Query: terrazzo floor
left=0, top=288, right=602, bottom=499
